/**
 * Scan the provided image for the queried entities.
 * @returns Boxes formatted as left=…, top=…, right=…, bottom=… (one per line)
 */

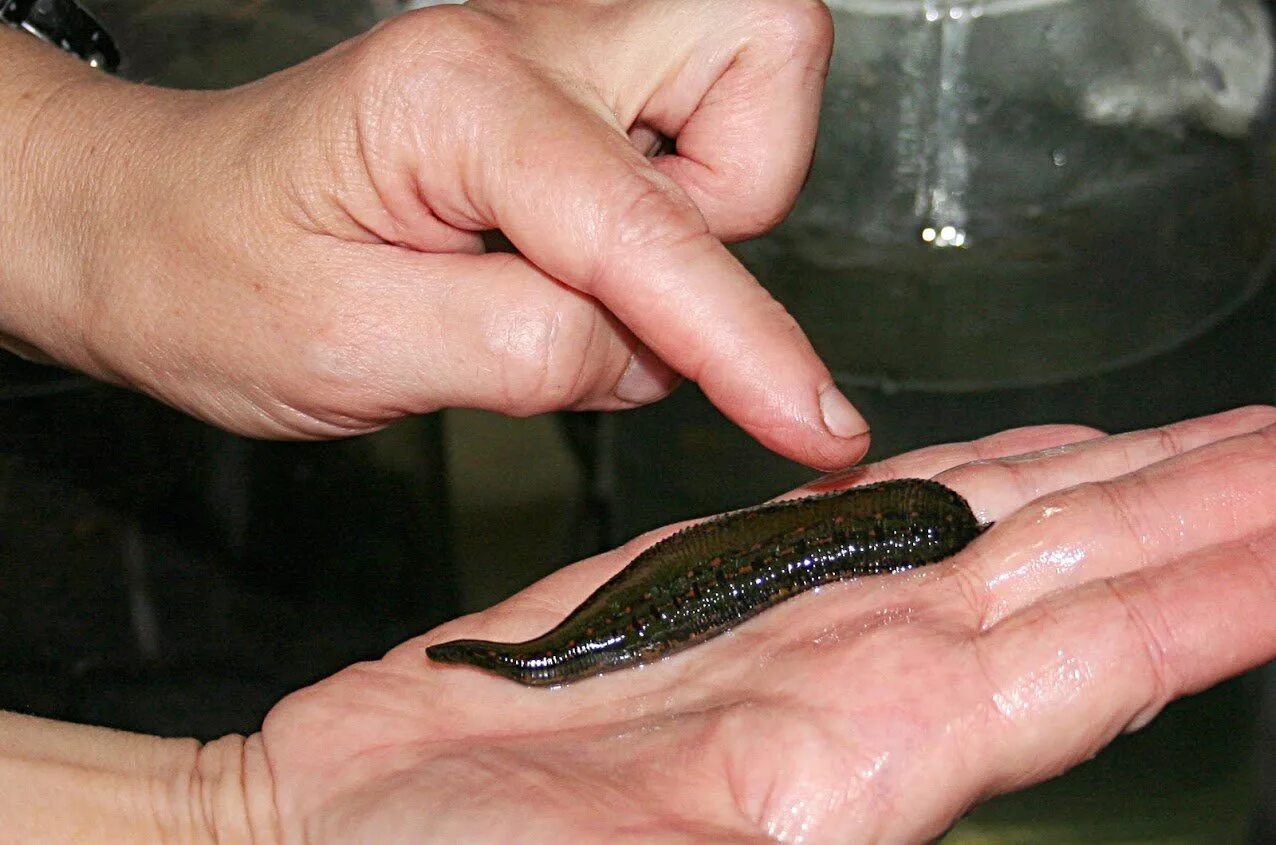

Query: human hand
left=239, top=406, right=1276, bottom=842
left=0, top=0, right=865, bottom=468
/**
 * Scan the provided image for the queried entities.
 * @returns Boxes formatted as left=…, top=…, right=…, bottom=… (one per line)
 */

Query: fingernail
left=819, top=384, right=867, bottom=439
left=615, top=353, right=674, bottom=404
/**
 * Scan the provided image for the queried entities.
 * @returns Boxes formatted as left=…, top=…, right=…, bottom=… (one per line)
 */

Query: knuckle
left=980, top=423, right=1106, bottom=455
left=356, top=4, right=514, bottom=88
left=743, top=0, right=834, bottom=56
left=715, top=189, right=797, bottom=242
left=427, top=4, right=512, bottom=55
left=603, top=167, right=710, bottom=260
left=488, top=298, right=604, bottom=416
left=1258, top=417, right=1276, bottom=445
left=375, top=3, right=506, bottom=55
left=293, top=306, right=385, bottom=412
left=489, top=308, right=558, bottom=415
left=1150, top=424, right=1186, bottom=458
left=744, top=198, right=795, bottom=235
left=1054, top=423, right=1107, bottom=440
left=943, top=458, right=1031, bottom=511
left=1091, top=478, right=1152, bottom=555
left=1105, top=576, right=1177, bottom=726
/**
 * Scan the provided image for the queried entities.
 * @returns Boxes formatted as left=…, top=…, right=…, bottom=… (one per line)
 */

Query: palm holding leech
left=250, top=407, right=1276, bottom=843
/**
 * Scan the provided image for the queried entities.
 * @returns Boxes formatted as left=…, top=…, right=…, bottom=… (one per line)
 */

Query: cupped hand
left=241, top=406, right=1276, bottom=843
left=13, top=0, right=863, bottom=468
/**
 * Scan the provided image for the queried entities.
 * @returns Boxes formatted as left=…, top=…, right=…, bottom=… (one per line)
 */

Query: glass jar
left=735, top=0, right=1275, bottom=392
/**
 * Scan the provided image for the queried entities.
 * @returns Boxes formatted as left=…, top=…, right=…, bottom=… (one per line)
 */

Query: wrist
left=0, top=711, right=277, bottom=844
left=0, top=27, right=113, bottom=371
left=0, top=27, right=176, bottom=379
left=0, top=28, right=96, bottom=366
left=195, top=733, right=284, bottom=845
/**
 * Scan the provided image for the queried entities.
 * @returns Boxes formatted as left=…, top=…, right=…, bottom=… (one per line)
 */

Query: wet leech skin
left=426, top=479, right=981, bottom=687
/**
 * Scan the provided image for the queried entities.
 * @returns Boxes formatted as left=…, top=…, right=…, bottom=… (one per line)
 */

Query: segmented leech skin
left=426, top=478, right=981, bottom=687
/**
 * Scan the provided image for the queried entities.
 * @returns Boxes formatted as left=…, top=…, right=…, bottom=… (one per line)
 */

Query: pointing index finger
left=494, top=102, right=868, bottom=469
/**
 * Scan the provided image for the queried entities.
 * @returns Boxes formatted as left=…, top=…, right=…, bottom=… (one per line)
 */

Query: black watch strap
left=1, top=0, right=119, bottom=72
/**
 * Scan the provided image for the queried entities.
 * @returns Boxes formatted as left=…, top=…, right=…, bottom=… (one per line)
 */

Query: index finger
left=492, top=94, right=867, bottom=470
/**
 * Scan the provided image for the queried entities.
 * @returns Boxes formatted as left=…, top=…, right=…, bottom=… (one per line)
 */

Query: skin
left=258, top=406, right=1276, bottom=843
left=0, top=0, right=869, bottom=470
left=4, top=406, right=1275, bottom=843
left=2, top=3, right=1274, bottom=842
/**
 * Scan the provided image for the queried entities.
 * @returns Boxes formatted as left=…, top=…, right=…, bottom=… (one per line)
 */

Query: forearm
left=0, top=710, right=274, bottom=844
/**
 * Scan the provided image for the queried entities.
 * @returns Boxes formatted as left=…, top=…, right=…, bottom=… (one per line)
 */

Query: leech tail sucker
left=425, top=635, right=615, bottom=687
left=425, top=639, right=549, bottom=686
left=427, top=478, right=981, bottom=687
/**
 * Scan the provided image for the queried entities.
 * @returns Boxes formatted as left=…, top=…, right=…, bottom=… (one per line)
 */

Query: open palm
left=255, top=407, right=1276, bottom=843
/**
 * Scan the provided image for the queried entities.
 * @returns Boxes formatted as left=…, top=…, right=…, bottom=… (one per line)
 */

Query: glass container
left=735, top=0, right=1275, bottom=392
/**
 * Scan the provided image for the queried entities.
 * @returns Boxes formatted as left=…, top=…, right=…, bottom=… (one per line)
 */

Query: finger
left=939, top=405, right=1276, bottom=524
left=947, top=415, right=1276, bottom=627
left=639, top=0, right=834, bottom=241
left=295, top=244, right=681, bottom=422
left=973, top=525, right=1276, bottom=795
left=490, top=95, right=867, bottom=469
left=797, top=423, right=1106, bottom=496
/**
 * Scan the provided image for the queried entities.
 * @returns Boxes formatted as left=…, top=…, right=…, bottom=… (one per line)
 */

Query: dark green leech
left=426, top=478, right=981, bottom=686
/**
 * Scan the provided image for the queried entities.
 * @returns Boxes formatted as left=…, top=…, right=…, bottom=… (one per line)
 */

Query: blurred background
left=1, top=0, right=1273, bottom=841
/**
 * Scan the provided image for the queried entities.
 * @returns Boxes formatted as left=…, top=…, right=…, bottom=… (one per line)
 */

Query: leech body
left=426, top=478, right=980, bottom=687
